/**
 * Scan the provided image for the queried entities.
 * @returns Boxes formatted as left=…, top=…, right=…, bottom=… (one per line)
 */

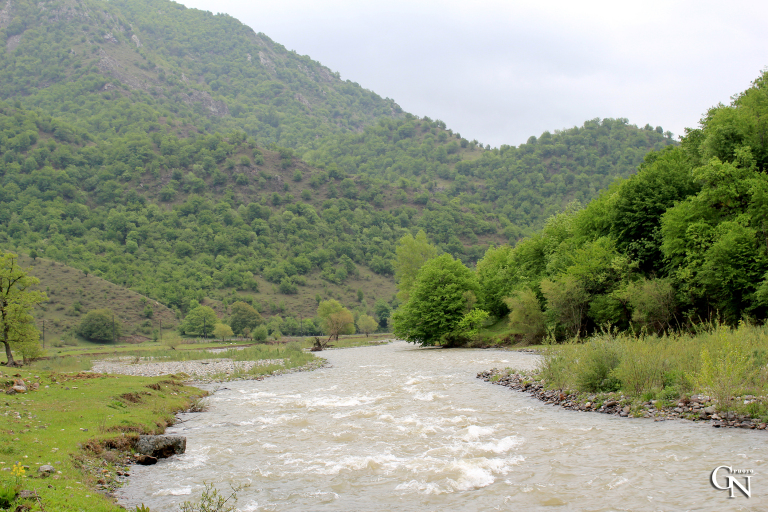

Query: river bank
left=0, top=345, right=326, bottom=512
left=0, top=368, right=203, bottom=511
left=478, top=368, right=768, bottom=430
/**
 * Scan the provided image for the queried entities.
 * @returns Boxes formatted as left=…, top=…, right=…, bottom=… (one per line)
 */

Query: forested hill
left=0, top=0, right=675, bottom=326
left=0, top=0, right=401, bottom=146
left=475, top=71, right=768, bottom=340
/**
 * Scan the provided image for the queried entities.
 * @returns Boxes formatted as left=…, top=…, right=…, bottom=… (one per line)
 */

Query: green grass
left=538, top=322, right=768, bottom=417
left=0, top=368, right=204, bottom=511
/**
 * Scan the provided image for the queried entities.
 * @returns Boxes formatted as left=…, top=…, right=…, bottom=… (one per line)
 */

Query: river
left=118, top=341, right=767, bottom=511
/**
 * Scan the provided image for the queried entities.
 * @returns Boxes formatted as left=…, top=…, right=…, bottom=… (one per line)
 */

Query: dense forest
left=0, top=0, right=676, bottom=339
left=442, top=71, right=768, bottom=344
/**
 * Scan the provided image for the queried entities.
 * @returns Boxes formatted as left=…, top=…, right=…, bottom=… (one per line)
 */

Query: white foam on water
left=166, top=449, right=210, bottom=469
left=240, top=500, right=259, bottom=511
left=462, top=425, right=495, bottom=441
left=414, top=392, right=438, bottom=401
left=608, top=476, right=629, bottom=489
left=452, top=462, right=495, bottom=490
left=319, top=453, right=400, bottom=475
left=152, top=487, right=192, bottom=496
left=396, top=480, right=445, bottom=495
left=301, top=394, right=381, bottom=408
left=252, top=414, right=298, bottom=425
left=475, top=436, right=524, bottom=454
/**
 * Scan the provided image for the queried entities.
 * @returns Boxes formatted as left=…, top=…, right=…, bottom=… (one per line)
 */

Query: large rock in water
left=135, top=435, right=186, bottom=459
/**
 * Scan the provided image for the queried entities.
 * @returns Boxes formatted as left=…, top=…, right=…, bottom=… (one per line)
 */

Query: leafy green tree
left=394, top=230, right=437, bottom=302
left=253, top=324, right=269, bottom=342
left=77, top=309, right=121, bottom=343
left=623, top=278, right=676, bottom=333
left=213, top=323, right=234, bottom=341
left=357, top=314, right=378, bottom=337
left=373, top=299, right=391, bottom=329
left=540, top=275, right=588, bottom=339
left=180, top=306, right=218, bottom=337
left=606, top=147, right=699, bottom=272
left=393, top=254, right=483, bottom=346
left=0, top=252, right=47, bottom=366
left=504, top=288, right=546, bottom=344
left=476, top=245, right=514, bottom=317
left=229, top=301, right=262, bottom=336
left=317, top=299, right=355, bottom=340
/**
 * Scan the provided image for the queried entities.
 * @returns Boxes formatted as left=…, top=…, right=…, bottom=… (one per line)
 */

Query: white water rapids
left=119, top=341, right=767, bottom=510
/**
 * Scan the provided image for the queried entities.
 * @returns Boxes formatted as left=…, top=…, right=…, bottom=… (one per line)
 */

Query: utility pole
left=112, top=314, right=115, bottom=343
left=203, top=317, right=207, bottom=341
left=42, top=320, right=45, bottom=349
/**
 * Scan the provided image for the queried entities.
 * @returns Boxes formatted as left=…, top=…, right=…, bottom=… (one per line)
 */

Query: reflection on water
left=119, top=342, right=767, bottom=510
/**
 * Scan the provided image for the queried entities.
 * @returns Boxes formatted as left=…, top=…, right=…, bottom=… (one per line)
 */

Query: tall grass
left=539, top=322, right=768, bottom=413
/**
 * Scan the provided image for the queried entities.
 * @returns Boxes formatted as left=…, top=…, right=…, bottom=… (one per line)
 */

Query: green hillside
left=0, top=0, right=675, bottom=340
left=0, top=0, right=401, bottom=146
left=13, top=253, right=179, bottom=344
left=474, top=70, right=768, bottom=341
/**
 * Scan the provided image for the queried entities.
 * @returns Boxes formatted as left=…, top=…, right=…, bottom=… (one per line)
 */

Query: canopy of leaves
left=179, top=305, right=218, bottom=336
left=76, top=308, right=121, bottom=342
left=393, top=254, right=482, bottom=346
left=478, top=70, right=768, bottom=338
left=0, top=252, right=47, bottom=365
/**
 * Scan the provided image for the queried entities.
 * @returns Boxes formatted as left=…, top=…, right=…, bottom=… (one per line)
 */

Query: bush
left=253, top=324, right=268, bottom=342
left=574, top=338, right=621, bottom=392
left=77, top=309, right=121, bottom=342
left=504, top=288, right=545, bottom=344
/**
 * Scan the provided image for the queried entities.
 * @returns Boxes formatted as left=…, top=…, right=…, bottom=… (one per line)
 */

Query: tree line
left=394, top=71, right=768, bottom=345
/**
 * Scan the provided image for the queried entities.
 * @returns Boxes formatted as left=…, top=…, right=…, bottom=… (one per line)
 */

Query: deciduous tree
left=0, top=252, right=47, bottom=366
left=357, top=314, right=378, bottom=337
left=317, top=299, right=355, bottom=341
left=394, top=230, right=437, bottom=302
left=393, top=254, right=484, bottom=346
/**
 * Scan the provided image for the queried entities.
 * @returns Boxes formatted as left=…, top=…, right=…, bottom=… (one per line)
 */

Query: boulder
left=135, top=455, right=158, bottom=465
left=135, top=435, right=186, bottom=459
left=38, top=465, right=56, bottom=476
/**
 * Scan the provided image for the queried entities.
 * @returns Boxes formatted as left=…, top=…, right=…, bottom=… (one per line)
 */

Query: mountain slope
left=0, top=0, right=401, bottom=146
left=0, top=0, right=676, bottom=335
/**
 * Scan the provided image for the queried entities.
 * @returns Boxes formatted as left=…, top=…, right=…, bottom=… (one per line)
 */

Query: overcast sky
left=178, top=0, right=768, bottom=148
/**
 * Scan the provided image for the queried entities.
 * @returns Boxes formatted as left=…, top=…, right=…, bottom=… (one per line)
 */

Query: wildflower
left=11, top=463, right=25, bottom=479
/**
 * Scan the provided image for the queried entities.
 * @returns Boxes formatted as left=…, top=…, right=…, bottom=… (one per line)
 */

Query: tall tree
left=394, top=230, right=437, bottom=302
left=0, top=252, right=47, bottom=366
left=229, top=301, right=263, bottom=336
left=393, top=254, right=483, bottom=346
left=357, top=314, right=378, bottom=337
left=317, top=299, right=355, bottom=341
left=180, top=306, right=219, bottom=337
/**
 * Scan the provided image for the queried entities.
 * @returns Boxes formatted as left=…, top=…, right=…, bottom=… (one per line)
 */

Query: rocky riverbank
left=478, top=368, right=768, bottom=431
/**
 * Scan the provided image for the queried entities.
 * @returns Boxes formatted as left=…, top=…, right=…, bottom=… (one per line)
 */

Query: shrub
left=77, top=309, right=121, bottom=342
left=253, top=324, right=268, bottom=342
left=504, top=288, right=546, bottom=344
left=574, top=338, right=621, bottom=392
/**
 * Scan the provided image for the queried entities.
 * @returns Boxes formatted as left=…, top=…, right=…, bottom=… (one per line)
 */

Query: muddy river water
left=119, top=341, right=767, bottom=511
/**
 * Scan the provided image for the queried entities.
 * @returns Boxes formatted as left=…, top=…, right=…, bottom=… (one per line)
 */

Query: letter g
left=711, top=466, right=732, bottom=491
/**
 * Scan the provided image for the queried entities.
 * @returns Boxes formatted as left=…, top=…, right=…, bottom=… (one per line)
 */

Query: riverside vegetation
left=480, top=323, right=768, bottom=430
